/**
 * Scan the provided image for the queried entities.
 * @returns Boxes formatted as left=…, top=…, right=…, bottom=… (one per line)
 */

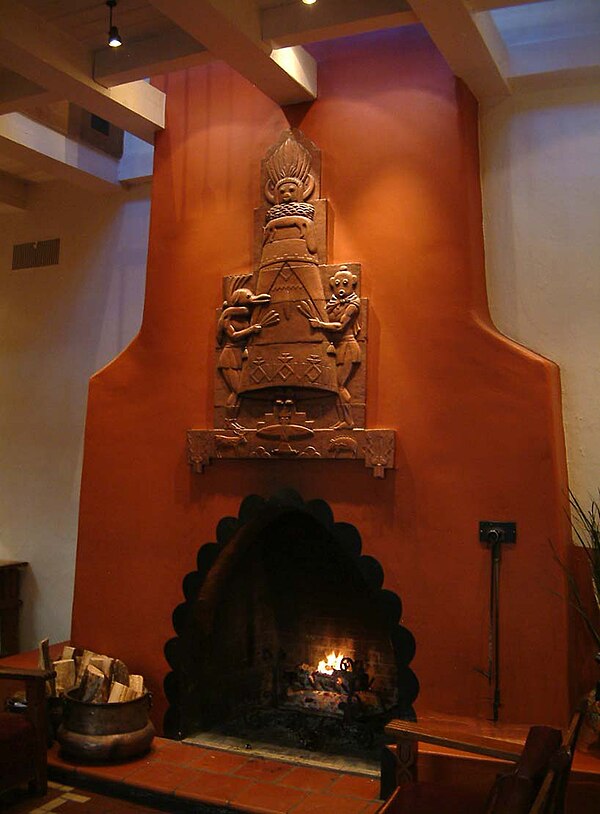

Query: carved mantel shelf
left=187, top=426, right=395, bottom=478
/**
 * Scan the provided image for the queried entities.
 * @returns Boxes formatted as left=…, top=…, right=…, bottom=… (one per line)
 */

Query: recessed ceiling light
left=302, top=0, right=318, bottom=5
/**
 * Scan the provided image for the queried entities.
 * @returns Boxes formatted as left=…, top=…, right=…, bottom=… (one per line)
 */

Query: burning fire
left=317, top=651, right=345, bottom=675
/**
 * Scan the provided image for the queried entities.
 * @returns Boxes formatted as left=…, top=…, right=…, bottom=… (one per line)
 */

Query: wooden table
left=0, top=560, right=28, bottom=657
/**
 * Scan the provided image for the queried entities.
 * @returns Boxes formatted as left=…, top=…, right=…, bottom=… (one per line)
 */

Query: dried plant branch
left=552, top=490, right=600, bottom=651
left=551, top=540, right=600, bottom=650
left=569, top=491, right=600, bottom=605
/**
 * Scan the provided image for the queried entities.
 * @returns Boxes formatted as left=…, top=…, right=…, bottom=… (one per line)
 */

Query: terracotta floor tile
left=277, top=765, right=339, bottom=791
left=48, top=743, right=146, bottom=783
left=186, top=748, right=252, bottom=773
left=290, top=791, right=372, bottom=814
left=124, top=763, right=196, bottom=793
left=329, top=773, right=381, bottom=800
left=230, top=779, right=308, bottom=814
left=147, top=736, right=171, bottom=751
left=150, top=742, right=201, bottom=766
left=234, top=758, right=294, bottom=782
left=70, top=760, right=142, bottom=782
left=175, top=768, right=256, bottom=805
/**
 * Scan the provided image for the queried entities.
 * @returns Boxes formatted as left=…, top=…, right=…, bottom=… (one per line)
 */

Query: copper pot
left=57, top=689, right=155, bottom=761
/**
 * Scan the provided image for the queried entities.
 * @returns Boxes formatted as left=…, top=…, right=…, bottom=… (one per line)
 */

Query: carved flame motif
left=264, top=135, right=315, bottom=203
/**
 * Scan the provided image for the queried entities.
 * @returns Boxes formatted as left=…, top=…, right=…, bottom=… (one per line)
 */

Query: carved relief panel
left=188, top=130, right=394, bottom=477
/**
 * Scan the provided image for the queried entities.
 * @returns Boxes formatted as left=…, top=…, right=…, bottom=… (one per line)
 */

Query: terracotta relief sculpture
left=188, top=131, right=394, bottom=477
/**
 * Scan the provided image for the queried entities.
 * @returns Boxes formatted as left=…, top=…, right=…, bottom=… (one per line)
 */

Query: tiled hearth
left=45, top=734, right=600, bottom=814
left=48, top=738, right=382, bottom=814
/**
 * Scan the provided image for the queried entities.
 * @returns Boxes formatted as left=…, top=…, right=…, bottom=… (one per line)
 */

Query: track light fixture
left=107, top=0, right=123, bottom=48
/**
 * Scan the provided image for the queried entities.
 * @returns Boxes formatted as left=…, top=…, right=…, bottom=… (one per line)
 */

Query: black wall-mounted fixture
left=478, top=520, right=517, bottom=722
left=479, top=521, right=517, bottom=544
left=107, top=0, right=122, bottom=48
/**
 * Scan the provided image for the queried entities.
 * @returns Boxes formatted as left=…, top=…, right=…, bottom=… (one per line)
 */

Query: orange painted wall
left=72, top=28, right=572, bottom=731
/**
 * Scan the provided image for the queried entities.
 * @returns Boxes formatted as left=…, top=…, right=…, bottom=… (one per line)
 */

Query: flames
left=317, top=651, right=344, bottom=675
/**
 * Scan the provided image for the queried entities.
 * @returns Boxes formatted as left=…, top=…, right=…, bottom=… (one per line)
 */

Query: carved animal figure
left=215, top=432, right=248, bottom=456
left=217, top=275, right=279, bottom=413
left=328, top=436, right=359, bottom=458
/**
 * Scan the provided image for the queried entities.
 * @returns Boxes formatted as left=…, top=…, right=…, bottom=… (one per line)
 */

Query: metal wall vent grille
left=12, top=238, right=60, bottom=270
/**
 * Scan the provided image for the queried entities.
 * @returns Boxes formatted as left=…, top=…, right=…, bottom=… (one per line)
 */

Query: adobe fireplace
left=163, top=490, right=418, bottom=757
left=72, top=29, right=574, bottom=741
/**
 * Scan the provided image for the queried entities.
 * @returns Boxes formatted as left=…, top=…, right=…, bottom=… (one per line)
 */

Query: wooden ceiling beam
left=146, top=0, right=316, bottom=105
left=407, top=0, right=510, bottom=100
left=468, top=0, right=550, bottom=11
left=94, top=28, right=212, bottom=88
left=0, top=113, right=120, bottom=192
left=0, top=0, right=165, bottom=143
left=261, top=0, right=417, bottom=48
left=0, top=71, right=52, bottom=113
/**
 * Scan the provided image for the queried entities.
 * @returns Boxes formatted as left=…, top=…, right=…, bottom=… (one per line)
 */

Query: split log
left=108, top=681, right=142, bottom=703
left=61, top=645, right=76, bottom=660
left=111, top=659, right=130, bottom=686
left=38, top=638, right=57, bottom=696
left=53, top=659, right=76, bottom=694
left=90, top=654, right=113, bottom=677
left=76, top=650, right=96, bottom=683
left=80, top=665, right=108, bottom=703
left=128, top=675, right=144, bottom=696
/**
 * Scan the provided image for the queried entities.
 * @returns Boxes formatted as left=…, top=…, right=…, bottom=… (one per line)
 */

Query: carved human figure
left=262, top=178, right=318, bottom=255
left=217, top=278, right=279, bottom=413
left=298, top=266, right=361, bottom=428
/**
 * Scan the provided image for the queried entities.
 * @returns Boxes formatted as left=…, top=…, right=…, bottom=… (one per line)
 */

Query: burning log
left=282, top=650, right=382, bottom=719
left=312, top=670, right=347, bottom=693
left=286, top=663, right=315, bottom=690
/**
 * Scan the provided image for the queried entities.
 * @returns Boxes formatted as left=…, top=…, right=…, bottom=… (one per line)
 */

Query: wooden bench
left=379, top=703, right=587, bottom=814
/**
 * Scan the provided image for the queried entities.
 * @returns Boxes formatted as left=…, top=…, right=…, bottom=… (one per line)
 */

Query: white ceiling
left=0, top=0, right=598, bottom=206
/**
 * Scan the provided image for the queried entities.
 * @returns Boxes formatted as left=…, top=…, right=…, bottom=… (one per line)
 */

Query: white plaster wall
left=480, top=82, right=600, bottom=503
left=0, top=182, right=150, bottom=650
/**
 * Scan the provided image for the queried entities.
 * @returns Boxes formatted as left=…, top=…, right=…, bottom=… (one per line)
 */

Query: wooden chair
left=378, top=703, right=587, bottom=814
left=0, top=666, right=55, bottom=796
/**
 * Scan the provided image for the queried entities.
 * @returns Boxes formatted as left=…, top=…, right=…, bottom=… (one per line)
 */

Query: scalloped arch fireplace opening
left=164, top=490, right=418, bottom=759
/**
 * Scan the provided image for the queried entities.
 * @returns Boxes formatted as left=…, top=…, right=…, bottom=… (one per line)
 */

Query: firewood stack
left=39, top=640, right=147, bottom=704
